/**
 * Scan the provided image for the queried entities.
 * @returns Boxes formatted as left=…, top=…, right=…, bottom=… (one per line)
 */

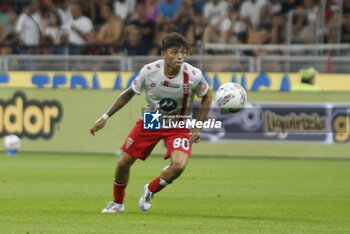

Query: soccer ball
left=215, top=83, right=247, bottom=113
left=3, top=134, right=21, bottom=154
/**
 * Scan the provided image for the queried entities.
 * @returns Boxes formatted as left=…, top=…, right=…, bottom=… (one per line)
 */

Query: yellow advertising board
left=0, top=71, right=349, bottom=91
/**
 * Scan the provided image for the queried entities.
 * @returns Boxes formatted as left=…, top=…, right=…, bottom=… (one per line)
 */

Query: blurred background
left=0, top=0, right=349, bottom=158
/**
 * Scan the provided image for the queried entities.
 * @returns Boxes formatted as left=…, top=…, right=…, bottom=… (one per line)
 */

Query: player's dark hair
left=161, top=32, right=190, bottom=52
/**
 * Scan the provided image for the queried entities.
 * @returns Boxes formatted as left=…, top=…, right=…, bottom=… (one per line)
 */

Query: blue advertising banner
left=195, top=102, right=350, bottom=143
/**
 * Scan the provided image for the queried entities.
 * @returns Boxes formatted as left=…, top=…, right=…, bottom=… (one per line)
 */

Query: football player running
left=90, top=32, right=212, bottom=213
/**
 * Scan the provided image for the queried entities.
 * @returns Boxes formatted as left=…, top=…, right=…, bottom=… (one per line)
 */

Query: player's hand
left=189, top=128, right=202, bottom=144
left=90, top=118, right=106, bottom=136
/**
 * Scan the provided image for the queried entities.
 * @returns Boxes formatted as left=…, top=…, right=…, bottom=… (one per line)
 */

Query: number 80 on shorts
left=173, top=138, right=190, bottom=150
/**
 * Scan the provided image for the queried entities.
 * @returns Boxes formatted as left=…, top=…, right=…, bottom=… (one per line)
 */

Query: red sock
left=148, top=176, right=165, bottom=193
left=113, top=182, right=127, bottom=204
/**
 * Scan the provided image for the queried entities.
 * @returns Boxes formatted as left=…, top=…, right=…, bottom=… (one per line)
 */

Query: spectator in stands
left=323, top=0, right=338, bottom=44
left=220, top=3, right=247, bottom=44
left=47, top=0, right=73, bottom=26
left=0, top=4, right=11, bottom=42
left=0, top=21, right=5, bottom=44
left=187, top=8, right=206, bottom=53
left=41, top=9, right=65, bottom=46
left=150, top=21, right=177, bottom=55
left=173, top=2, right=193, bottom=39
left=145, top=0, right=160, bottom=22
left=15, top=0, right=41, bottom=54
left=240, top=0, right=267, bottom=30
left=158, top=0, right=182, bottom=23
left=113, top=0, right=136, bottom=22
left=341, top=0, right=350, bottom=42
left=41, top=9, right=68, bottom=54
left=98, top=3, right=124, bottom=46
left=122, top=26, right=148, bottom=55
left=65, top=2, right=93, bottom=54
left=0, top=32, right=17, bottom=55
left=129, top=1, right=155, bottom=54
left=269, top=0, right=286, bottom=44
left=291, top=67, right=321, bottom=92
left=202, top=0, right=229, bottom=44
left=0, top=6, right=18, bottom=55
left=89, top=0, right=110, bottom=28
left=39, top=35, right=54, bottom=54
left=295, top=0, right=319, bottom=43
left=190, top=0, right=207, bottom=12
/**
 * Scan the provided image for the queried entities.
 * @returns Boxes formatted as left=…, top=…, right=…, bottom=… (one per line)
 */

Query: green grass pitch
left=1, top=153, right=350, bottom=233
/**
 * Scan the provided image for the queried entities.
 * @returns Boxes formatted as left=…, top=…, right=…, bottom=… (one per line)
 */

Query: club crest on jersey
left=160, top=98, right=177, bottom=112
left=162, top=81, right=180, bottom=88
left=203, top=82, right=208, bottom=90
left=183, top=84, right=190, bottom=95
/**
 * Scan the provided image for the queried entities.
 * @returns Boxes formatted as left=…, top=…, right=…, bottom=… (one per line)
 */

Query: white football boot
left=101, top=201, right=125, bottom=213
left=138, top=184, right=154, bottom=211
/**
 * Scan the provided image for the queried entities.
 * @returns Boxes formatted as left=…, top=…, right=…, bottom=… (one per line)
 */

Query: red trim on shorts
left=179, top=72, right=189, bottom=121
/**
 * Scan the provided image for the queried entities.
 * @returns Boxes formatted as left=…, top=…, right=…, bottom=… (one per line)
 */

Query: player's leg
left=139, top=150, right=189, bottom=211
left=156, top=150, right=189, bottom=186
left=102, top=151, right=136, bottom=213
left=113, top=151, right=136, bottom=202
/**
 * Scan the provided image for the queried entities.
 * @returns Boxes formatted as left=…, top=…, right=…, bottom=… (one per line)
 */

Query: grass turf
left=0, top=153, right=350, bottom=233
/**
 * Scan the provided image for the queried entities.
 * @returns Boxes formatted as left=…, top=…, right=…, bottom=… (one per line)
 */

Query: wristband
left=102, top=113, right=109, bottom=120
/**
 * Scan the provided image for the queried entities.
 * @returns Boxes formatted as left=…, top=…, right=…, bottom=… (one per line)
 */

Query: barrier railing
left=0, top=54, right=349, bottom=73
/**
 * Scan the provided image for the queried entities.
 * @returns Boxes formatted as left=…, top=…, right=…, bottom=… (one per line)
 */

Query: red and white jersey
left=131, top=59, right=209, bottom=119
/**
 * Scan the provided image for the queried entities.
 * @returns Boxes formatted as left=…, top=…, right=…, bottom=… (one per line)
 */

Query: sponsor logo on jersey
left=143, top=110, right=161, bottom=129
left=162, top=81, right=180, bottom=88
left=203, top=82, right=208, bottom=91
left=150, top=83, right=156, bottom=88
left=160, top=98, right=177, bottom=112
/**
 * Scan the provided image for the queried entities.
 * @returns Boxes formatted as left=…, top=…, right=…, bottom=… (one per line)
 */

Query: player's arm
left=190, top=91, right=212, bottom=144
left=90, top=87, right=136, bottom=136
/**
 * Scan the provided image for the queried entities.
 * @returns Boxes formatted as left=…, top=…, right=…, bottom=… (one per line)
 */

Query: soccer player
left=90, top=32, right=212, bottom=213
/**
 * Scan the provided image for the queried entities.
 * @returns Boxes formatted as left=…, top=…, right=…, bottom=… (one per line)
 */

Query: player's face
left=162, top=46, right=187, bottom=69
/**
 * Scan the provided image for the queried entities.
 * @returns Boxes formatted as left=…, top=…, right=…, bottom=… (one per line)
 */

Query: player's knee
left=117, top=157, right=133, bottom=169
left=171, top=161, right=187, bottom=174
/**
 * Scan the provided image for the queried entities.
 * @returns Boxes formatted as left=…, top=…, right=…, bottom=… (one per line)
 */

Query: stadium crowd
left=0, top=0, right=348, bottom=56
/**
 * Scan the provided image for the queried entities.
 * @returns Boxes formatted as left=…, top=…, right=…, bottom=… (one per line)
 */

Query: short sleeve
left=131, top=67, right=146, bottom=95
left=193, top=75, right=209, bottom=98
